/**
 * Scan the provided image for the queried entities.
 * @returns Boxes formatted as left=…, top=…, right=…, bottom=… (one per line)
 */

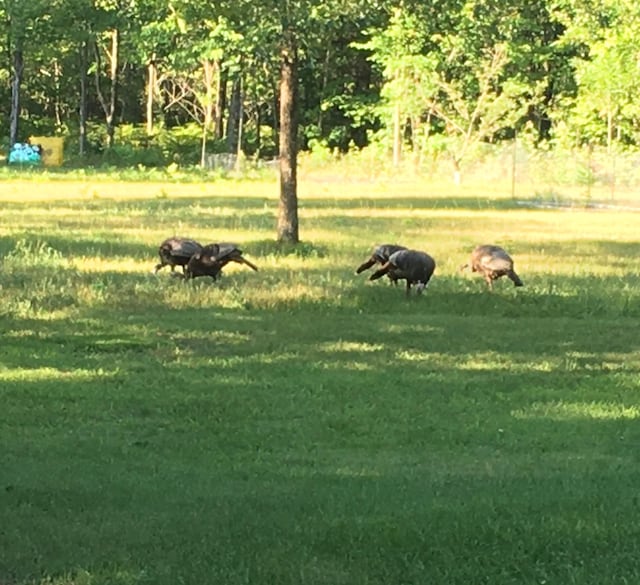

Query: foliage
left=1, top=0, right=640, bottom=169
left=355, top=6, right=543, bottom=177
left=552, top=0, right=640, bottom=145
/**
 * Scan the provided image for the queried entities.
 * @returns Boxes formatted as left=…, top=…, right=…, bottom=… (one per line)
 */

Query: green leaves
left=357, top=6, right=536, bottom=172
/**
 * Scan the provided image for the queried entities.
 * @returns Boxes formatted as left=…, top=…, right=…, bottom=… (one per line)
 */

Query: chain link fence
left=434, top=142, right=640, bottom=206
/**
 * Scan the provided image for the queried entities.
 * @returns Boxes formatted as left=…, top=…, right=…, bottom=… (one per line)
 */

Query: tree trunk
left=106, top=29, right=118, bottom=148
left=235, top=76, right=244, bottom=172
left=53, top=59, right=62, bottom=128
left=214, top=63, right=226, bottom=139
left=203, top=59, right=215, bottom=133
left=79, top=40, right=88, bottom=156
left=201, top=59, right=216, bottom=167
left=392, top=103, right=401, bottom=167
left=9, top=47, right=23, bottom=147
left=200, top=124, right=208, bottom=168
left=94, top=29, right=119, bottom=148
left=227, top=76, right=242, bottom=153
left=146, top=54, right=157, bottom=135
left=277, top=32, right=299, bottom=243
left=255, top=103, right=262, bottom=158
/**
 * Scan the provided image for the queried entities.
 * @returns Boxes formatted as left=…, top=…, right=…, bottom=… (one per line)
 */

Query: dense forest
left=1, top=0, right=639, bottom=168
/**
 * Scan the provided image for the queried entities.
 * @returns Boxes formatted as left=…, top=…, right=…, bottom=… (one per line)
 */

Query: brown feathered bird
left=356, top=244, right=408, bottom=284
left=185, top=242, right=258, bottom=280
left=369, top=249, right=436, bottom=296
left=461, top=244, right=523, bottom=289
left=154, top=237, right=203, bottom=275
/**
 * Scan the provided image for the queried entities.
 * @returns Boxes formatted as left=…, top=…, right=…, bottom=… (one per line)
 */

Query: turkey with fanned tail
left=185, top=242, right=258, bottom=280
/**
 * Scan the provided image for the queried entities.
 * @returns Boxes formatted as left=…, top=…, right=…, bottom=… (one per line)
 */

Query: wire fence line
left=300, top=142, right=640, bottom=206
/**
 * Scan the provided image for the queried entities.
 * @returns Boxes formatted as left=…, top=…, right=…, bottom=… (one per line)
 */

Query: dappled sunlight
left=393, top=348, right=536, bottom=371
left=0, top=366, right=116, bottom=383
left=456, top=351, right=531, bottom=371
left=512, top=401, right=640, bottom=421
left=325, top=361, right=375, bottom=371
left=394, top=349, right=439, bottom=362
left=195, top=351, right=300, bottom=369
left=0, top=179, right=278, bottom=203
left=381, top=323, right=446, bottom=335
left=390, top=348, right=638, bottom=374
left=184, top=347, right=377, bottom=372
left=318, top=341, right=385, bottom=353
left=236, top=281, right=339, bottom=308
left=561, top=351, right=638, bottom=372
left=154, top=331, right=253, bottom=364
left=75, top=257, right=153, bottom=273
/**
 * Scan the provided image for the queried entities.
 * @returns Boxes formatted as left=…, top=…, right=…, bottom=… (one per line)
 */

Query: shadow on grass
left=0, top=193, right=547, bottom=216
left=2, top=297, right=640, bottom=585
left=1, top=231, right=327, bottom=263
left=3, top=188, right=640, bottom=584
left=0, top=234, right=155, bottom=261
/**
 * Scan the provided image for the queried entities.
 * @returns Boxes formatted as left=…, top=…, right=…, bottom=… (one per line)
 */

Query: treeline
left=1, top=0, right=639, bottom=168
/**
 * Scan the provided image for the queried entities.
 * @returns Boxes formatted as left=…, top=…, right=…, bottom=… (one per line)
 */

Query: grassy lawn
left=1, top=172, right=639, bottom=585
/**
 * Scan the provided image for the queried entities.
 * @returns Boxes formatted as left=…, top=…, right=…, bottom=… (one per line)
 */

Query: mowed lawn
left=1, top=174, right=640, bottom=585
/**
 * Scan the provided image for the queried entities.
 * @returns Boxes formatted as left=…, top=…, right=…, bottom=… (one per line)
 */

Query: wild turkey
left=369, top=249, right=436, bottom=296
left=461, top=244, right=523, bottom=289
left=356, top=244, right=408, bottom=284
left=185, top=242, right=258, bottom=280
left=154, top=237, right=202, bottom=275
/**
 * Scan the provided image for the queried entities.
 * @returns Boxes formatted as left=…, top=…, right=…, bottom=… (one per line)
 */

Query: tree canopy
left=1, top=0, right=638, bottom=167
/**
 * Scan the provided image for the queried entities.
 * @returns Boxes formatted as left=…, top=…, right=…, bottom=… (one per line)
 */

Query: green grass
left=1, top=174, right=640, bottom=585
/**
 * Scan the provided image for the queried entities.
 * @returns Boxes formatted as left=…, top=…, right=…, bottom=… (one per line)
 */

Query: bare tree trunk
left=235, top=76, right=244, bottom=172
left=255, top=102, right=262, bottom=158
left=201, top=59, right=216, bottom=167
left=9, top=47, right=23, bottom=147
left=200, top=124, right=207, bottom=168
left=214, top=61, right=226, bottom=139
left=277, top=32, right=299, bottom=243
left=94, top=29, right=119, bottom=148
left=79, top=40, right=88, bottom=156
left=392, top=103, right=401, bottom=167
left=106, top=29, right=118, bottom=147
left=53, top=59, right=63, bottom=128
left=272, top=81, right=280, bottom=149
left=146, top=53, right=157, bottom=135
left=203, top=59, right=215, bottom=132
left=227, top=76, right=242, bottom=153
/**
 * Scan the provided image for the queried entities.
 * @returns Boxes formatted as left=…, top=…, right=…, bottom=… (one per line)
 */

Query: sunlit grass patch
left=0, top=366, right=115, bottom=383
left=318, top=341, right=385, bottom=353
left=512, top=401, right=640, bottom=421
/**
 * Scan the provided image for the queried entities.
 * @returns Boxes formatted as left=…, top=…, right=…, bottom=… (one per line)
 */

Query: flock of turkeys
left=356, top=243, right=523, bottom=295
left=155, top=237, right=523, bottom=295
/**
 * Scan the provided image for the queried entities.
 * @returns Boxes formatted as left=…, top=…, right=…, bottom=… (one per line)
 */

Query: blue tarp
left=8, top=142, right=42, bottom=165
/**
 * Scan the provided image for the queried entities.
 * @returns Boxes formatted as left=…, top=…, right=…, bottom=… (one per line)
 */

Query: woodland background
left=1, top=0, right=640, bottom=196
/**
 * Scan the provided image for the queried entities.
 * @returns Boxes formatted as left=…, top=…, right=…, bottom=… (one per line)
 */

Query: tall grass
left=1, top=174, right=639, bottom=585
